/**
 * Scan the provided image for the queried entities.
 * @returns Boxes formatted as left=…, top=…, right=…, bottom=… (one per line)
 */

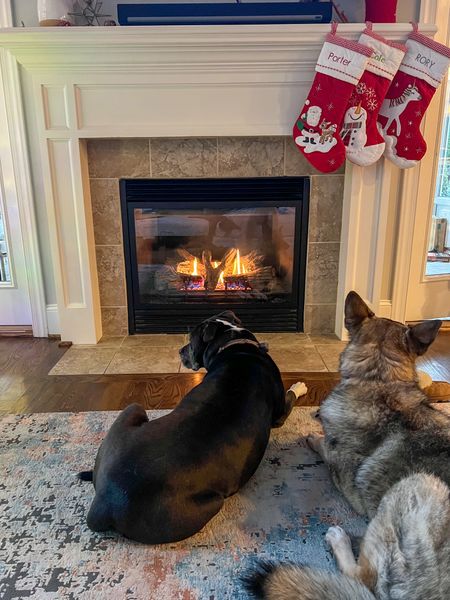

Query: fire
left=213, top=261, right=225, bottom=284
left=233, top=248, right=242, bottom=275
left=177, top=247, right=259, bottom=292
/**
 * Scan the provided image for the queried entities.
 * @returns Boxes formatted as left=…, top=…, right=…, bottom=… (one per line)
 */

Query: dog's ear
left=345, top=291, right=374, bottom=333
left=406, top=320, right=441, bottom=356
left=218, top=310, right=242, bottom=326
left=202, top=321, right=219, bottom=343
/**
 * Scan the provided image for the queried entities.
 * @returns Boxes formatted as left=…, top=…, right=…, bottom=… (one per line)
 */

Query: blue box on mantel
left=117, top=2, right=333, bottom=26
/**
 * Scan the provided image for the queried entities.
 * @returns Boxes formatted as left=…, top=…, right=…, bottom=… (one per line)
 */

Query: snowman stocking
left=342, top=24, right=406, bottom=166
left=378, top=24, right=450, bottom=169
left=293, top=24, right=373, bottom=173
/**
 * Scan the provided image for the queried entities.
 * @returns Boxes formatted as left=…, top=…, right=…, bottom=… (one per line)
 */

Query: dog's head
left=341, top=291, right=441, bottom=382
left=179, top=311, right=244, bottom=371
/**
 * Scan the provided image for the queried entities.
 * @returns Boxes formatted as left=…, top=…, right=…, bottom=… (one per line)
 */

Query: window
left=426, top=75, right=450, bottom=276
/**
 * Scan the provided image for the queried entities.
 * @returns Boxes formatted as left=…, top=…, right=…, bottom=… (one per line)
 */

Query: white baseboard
left=46, top=304, right=60, bottom=335
left=378, top=300, right=393, bottom=319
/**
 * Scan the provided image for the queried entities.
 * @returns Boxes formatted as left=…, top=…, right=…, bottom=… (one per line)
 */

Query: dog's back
left=319, top=294, right=449, bottom=515
left=321, top=378, right=450, bottom=514
left=245, top=473, right=450, bottom=600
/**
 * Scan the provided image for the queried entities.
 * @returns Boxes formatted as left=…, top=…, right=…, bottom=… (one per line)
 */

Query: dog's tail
left=77, top=470, right=93, bottom=482
left=242, top=561, right=376, bottom=600
left=86, top=496, right=113, bottom=533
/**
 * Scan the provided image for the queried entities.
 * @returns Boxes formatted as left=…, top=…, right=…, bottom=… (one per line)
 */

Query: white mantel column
left=335, top=159, right=393, bottom=339
left=39, top=129, right=102, bottom=344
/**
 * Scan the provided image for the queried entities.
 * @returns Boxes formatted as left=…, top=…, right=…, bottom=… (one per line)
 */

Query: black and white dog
left=78, top=311, right=294, bottom=544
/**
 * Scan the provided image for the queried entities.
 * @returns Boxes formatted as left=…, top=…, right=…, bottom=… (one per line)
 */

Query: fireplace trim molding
left=0, top=23, right=437, bottom=342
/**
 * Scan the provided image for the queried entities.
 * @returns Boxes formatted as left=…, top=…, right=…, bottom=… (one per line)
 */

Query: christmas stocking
left=378, top=24, right=450, bottom=169
left=342, top=24, right=406, bottom=167
left=293, top=24, right=373, bottom=173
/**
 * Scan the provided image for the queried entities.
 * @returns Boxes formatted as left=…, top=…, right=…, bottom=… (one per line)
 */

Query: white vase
left=37, top=0, right=74, bottom=26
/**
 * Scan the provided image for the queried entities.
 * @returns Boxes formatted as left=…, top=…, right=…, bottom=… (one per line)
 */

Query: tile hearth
left=48, top=333, right=344, bottom=375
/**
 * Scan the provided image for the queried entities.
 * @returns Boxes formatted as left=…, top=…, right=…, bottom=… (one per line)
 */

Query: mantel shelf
left=0, top=22, right=437, bottom=47
left=0, top=23, right=436, bottom=71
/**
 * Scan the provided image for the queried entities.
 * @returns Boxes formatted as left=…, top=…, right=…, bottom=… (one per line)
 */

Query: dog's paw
left=326, top=526, right=351, bottom=551
left=306, top=433, right=324, bottom=453
left=288, top=381, right=308, bottom=399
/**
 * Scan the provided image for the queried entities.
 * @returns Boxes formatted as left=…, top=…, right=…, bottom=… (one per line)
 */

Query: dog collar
left=217, top=338, right=268, bottom=355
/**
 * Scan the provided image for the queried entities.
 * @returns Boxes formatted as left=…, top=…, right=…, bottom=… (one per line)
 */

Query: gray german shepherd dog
left=244, top=291, right=450, bottom=600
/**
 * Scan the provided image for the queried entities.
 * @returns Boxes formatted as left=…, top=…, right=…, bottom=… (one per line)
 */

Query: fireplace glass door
left=122, top=178, right=308, bottom=332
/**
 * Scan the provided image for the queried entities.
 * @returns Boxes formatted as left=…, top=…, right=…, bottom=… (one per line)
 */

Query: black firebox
left=121, top=177, right=309, bottom=333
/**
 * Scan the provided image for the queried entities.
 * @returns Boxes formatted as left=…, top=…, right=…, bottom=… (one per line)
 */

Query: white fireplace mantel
left=0, top=23, right=437, bottom=342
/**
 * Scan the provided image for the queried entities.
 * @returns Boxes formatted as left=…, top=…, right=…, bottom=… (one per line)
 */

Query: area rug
left=0, top=408, right=370, bottom=599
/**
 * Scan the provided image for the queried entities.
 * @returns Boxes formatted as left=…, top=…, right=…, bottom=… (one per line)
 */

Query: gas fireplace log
left=246, top=266, right=277, bottom=287
left=178, top=248, right=197, bottom=263
left=154, top=266, right=185, bottom=292
left=202, top=248, right=237, bottom=291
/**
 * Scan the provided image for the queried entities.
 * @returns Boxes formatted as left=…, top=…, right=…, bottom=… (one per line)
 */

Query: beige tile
left=309, top=334, right=341, bottom=344
left=151, top=138, right=217, bottom=178
left=102, top=307, right=128, bottom=336
left=87, top=139, right=150, bottom=178
left=284, top=136, right=345, bottom=175
left=76, top=335, right=125, bottom=348
left=304, top=304, right=336, bottom=335
left=218, top=137, right=284, bottom=177
left=49, top=347, right=116, bottom=375
left=254, top=332, right=310, bottom=347
left=96, top=246, right=126, bottom=307
left=316, top=343, right=347, bottom=372
left=309, top=175, right=344, bottom=243
left=106, top=346, right=181, bottom=374
left=284, top=136, right=322, bottom=176
left=306, top=243, right=340, bottom=304
left=90, top=179, right=122, bottom=246
left=269, top=344, right=327, bottom=372
left=122, top=334, right=186, bottom=347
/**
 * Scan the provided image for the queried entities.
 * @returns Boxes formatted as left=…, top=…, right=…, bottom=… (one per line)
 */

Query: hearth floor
left=48, top=333, right=346, bottom=375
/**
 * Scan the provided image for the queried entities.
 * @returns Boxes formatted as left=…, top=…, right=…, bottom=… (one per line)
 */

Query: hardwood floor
left=415, top=330, right=450, bottom=381
left=0, top=333, right=448, bottom=414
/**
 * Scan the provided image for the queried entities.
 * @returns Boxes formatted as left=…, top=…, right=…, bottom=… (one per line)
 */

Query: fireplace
left=121, top=177, right=309, bottom=333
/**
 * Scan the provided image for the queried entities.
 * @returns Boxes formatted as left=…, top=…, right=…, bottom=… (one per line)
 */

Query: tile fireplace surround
left=88, top=137, right=343, bottom=335
left=0, top=23, right=436, bottom=343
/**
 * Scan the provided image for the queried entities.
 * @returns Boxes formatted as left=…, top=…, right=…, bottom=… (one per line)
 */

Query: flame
left=178, top=248, right=254, bottom=287
left=233, top=248, right=242, bottom=275
left=212, top=260, right=224, bottom=285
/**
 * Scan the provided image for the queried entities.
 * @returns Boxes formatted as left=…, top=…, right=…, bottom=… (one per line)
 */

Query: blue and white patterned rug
left=0, top=408, right=368, bottom=599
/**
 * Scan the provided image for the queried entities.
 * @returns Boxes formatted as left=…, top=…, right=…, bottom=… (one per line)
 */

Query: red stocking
left=378, top=24, right=450, bottom=168
left=292, top=24, right=373, bottom=173
left=365, top=0, right=397, bottom=23
left=342, top=24, right=406, bottom=166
